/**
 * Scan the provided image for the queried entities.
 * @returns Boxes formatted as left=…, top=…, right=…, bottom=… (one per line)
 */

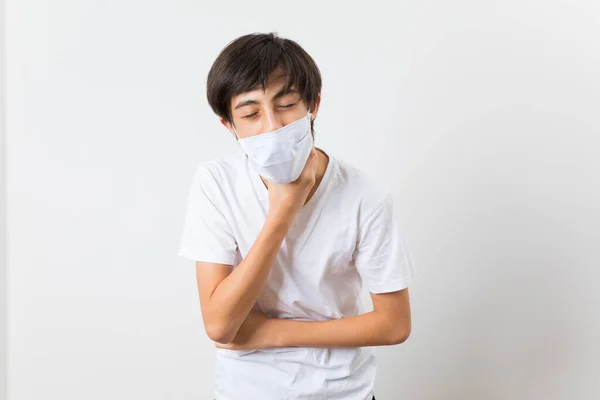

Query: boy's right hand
left=266, top=147, right=318, bottom=220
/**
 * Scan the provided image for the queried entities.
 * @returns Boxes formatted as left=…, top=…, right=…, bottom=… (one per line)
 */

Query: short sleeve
left=177, top=165, right=238, bottom=265
left=353, top=194, right=418, bottom=293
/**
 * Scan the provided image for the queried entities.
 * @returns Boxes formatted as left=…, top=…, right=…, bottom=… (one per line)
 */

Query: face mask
left=234, top=110, right=313, bottom=184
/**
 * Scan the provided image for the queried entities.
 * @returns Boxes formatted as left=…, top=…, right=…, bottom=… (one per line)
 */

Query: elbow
left=202, top=304, right=237, bottom=344
left=204, top=312, right=237, bottom=344
left=387, top=325, right=411, bottom=345
left=205, top=322, right=235, bottom=344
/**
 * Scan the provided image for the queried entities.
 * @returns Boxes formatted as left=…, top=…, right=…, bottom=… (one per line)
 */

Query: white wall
left=5, top=0, right=600, bottom=399
left=1, top=0, right=7, bottom=398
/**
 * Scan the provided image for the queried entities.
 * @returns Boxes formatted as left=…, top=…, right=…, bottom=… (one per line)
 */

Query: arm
left=197, top=213, right=293, bottom=344
left=197, top=149, right=319, bottom=344
left=218, top=288, right=412, bottom=349
left=274, top=288, right=412, bottom=347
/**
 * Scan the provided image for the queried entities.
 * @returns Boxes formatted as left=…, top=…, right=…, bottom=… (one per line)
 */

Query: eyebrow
left=233, top=87, right=300, bottom=110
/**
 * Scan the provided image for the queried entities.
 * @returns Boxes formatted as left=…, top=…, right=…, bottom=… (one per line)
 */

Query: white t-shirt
left=178, top=148, right=418, bottom=400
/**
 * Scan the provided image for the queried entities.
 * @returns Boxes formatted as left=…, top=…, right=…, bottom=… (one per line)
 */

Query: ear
left=220, top=118, right=237, bottom=139
left=309, top=93, right=322, bottom=121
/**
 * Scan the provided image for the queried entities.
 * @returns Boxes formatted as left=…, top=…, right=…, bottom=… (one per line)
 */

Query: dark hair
left=206, top=32, right=322, bottom=134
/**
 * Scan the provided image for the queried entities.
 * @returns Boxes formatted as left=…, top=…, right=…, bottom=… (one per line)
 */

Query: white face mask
left=234, top=110, right=313, bottom=184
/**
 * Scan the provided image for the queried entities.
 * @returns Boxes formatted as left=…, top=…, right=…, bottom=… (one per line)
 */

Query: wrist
left=268, top=317, right=288, bottom=348
left=265, top=207, right=296, bottom=229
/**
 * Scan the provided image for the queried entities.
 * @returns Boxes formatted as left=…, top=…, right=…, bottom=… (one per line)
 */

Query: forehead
left=230, top=71, right=300, bottom=107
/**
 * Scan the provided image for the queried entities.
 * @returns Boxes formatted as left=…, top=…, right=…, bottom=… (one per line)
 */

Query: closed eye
left=243, top=103, right=294, bottom=118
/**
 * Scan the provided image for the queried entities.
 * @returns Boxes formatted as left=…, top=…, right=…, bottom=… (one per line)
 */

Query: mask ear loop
left=231, top=122, right=239, bottom=140
left=307, top=107, right=316, bottom=141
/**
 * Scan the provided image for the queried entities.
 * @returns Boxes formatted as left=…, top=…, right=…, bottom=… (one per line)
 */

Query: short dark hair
left=206, top=32, right=322, bottom=133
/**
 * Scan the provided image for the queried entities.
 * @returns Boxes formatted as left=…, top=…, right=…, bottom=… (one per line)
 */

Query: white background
left=3, top=0, right=600, bottom=399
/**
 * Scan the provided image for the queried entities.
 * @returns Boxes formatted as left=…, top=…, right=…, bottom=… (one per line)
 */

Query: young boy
left=178, top=32, right=418, bottom=400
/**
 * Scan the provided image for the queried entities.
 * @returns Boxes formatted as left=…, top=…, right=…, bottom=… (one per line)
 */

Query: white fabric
left=236, top=110, right=313, bottom=184
left=178, top=148, right=418, bottom=400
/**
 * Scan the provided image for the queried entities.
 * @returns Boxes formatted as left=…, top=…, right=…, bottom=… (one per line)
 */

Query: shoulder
left=190, top=153, right=247, bottom=190
left=332, top=157, right=392, bottom=223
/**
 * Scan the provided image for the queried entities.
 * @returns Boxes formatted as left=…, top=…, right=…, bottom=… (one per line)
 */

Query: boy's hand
left=266, top=147, right=318, bottom=218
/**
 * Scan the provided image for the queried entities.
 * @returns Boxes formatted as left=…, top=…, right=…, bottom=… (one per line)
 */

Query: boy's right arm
left=196, top=210, right=293, bottom=344
left=196, top=148, right=318, bottom=344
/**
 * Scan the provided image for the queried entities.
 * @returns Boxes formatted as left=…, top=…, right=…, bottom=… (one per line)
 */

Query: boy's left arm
left=276, top=288, right=412, bottom=347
